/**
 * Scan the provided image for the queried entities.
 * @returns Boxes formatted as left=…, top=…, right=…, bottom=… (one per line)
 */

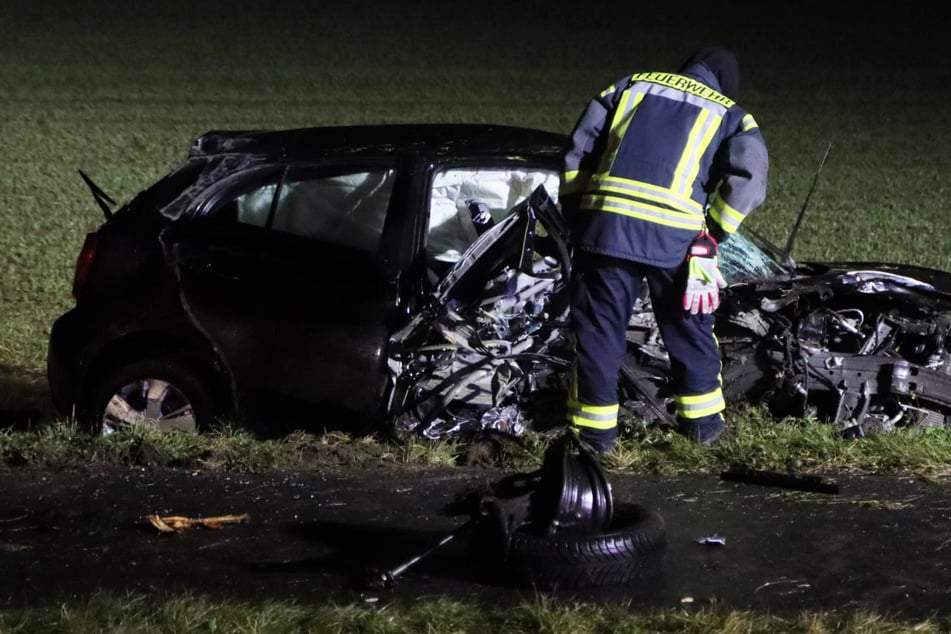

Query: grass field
left=2, top=0, right=950, bottom=384
left=2, top=2, right=951, bottom=629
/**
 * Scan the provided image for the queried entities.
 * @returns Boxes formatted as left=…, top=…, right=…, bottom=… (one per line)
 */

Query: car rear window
left=123, top=159, right=207, bottom=219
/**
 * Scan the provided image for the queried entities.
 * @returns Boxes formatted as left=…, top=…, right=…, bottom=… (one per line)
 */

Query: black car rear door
left=168, top=160, right=409, bottom=432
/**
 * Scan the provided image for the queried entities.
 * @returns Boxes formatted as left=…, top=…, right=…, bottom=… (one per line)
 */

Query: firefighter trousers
left=567, top=253, right=725, bottom=448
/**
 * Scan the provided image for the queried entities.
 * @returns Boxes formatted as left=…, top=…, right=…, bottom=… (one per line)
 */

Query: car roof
left=189, top=123, right=568, bottom=161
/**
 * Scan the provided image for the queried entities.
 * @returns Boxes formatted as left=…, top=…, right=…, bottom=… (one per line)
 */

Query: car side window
left=235, top=184, right=276, bottom=227
left=427, top=167, right=560, bottom=267
left=233, top=168, right=396, bottom=252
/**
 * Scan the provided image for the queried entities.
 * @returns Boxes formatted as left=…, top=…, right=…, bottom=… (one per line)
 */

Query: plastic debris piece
left=754, top=578, right=810, bottom=594
left=0, top=544, right=32, bottom=552
left=146, top=513, right=250, bottom=533
left=696, top=533, right=726, bottom=546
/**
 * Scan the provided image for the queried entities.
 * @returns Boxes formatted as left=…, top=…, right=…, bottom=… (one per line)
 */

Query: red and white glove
left=682, top=230, right=728, bottom=315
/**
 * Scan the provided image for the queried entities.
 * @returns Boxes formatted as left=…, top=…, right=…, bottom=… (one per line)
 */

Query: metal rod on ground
left=362, top=520, right=474, bottom=591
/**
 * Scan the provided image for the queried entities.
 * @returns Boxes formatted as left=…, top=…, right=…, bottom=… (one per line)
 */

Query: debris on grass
left=145, top=513, right=250, bottom=533
left=696, top=534, right=727, bottom=546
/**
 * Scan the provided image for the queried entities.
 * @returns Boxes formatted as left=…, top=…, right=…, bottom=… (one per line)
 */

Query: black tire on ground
left=474, top=503, right=666, bottom=590
left=82, top=356, right=218, bottom=436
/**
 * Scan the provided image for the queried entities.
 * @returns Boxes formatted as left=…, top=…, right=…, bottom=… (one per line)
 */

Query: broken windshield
left=719, top=228, right=791, bottom=284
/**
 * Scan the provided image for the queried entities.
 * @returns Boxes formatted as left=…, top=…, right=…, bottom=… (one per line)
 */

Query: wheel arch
left=78, top=330, right=235, bottom=422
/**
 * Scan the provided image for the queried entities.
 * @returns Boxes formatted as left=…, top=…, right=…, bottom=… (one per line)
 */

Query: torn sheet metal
left=843, top=270, right=935, bottom=293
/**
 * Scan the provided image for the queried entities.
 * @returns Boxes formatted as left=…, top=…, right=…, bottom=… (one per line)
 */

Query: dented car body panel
left=47, top=123, right=951, bottom=438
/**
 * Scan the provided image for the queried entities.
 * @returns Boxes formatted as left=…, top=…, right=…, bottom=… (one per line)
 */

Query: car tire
left=83, top=357, right=218, bottom=436
left=473, top=503, right=666, bottom=590
left=720, top=344, right=773, bottom=399
left=720, top=343, right=802, bottom=416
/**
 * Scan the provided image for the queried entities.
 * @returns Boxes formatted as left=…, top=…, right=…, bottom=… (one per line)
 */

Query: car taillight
left=72, top=232, right=97, bottom=298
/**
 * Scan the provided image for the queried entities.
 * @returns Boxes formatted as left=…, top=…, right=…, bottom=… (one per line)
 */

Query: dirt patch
left=0, top=366, right=57, bottom=430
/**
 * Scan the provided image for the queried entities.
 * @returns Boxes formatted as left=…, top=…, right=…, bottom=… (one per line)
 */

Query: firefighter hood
left=677, top=47, right=740, bottom=100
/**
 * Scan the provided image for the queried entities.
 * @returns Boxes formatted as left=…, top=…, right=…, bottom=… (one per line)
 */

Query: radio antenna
left=781, top=142, right=832, bottom=267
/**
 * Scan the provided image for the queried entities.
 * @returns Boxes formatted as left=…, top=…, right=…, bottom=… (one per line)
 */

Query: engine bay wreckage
left=386, top=185, right=951, bottom=440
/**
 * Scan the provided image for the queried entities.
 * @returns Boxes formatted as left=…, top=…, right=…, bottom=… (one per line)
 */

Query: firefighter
left=561, top=47, right=769, bottom=453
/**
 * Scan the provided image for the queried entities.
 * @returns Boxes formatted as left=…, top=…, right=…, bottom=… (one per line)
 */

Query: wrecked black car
left=47, top=124, right=951, bottom=440
left=48, top=124, right=566, bottom=436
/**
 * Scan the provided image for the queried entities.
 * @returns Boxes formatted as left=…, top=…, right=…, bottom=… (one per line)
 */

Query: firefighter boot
left=576, top=426, right=618, bottom=455
left=677, top=419, right=724, bottom=447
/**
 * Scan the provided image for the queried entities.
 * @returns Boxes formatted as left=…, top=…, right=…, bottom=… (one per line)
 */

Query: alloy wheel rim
left=102, top=378, right=197, bottom=435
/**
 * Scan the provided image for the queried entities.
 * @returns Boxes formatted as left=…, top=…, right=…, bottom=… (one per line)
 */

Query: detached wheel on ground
left=473, top=502, right=666, bottom=590
left=83, top=357, right=218, bottom=436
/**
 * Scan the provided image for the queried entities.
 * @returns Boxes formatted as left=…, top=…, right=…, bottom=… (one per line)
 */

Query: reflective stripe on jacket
left=562, top=70, right=768, bottom=268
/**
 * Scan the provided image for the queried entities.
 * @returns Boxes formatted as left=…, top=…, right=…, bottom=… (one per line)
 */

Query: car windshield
left=719, top=227, right=792, bottom=283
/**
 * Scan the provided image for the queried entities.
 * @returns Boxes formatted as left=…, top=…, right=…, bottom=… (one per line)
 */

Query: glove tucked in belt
left=682, top=230, right=727, bottom=315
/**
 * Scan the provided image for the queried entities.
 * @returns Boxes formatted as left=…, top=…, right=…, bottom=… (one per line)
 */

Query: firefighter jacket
left=561, top=62, right=769, bottom=268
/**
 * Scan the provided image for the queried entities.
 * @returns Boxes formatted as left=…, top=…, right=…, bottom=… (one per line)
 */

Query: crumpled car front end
left=626, top=245, right=951, bottom=437
left=621, top=226, right=951, bottom=438
left=386, top=187, right=951, bottom=442
left=727, top=262, right=951, bottom=436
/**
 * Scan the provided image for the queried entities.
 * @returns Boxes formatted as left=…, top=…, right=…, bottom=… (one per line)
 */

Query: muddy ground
left=2, top=461, right=951, bottom=619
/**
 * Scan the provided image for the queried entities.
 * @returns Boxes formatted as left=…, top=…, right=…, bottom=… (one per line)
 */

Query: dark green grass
left=2, top=4, right=951, bottom=625
left=4, top=409, right=951, bottom=478
left=2, top=592, right=949, bottom=634
left=3, top=0, right=950, bottom=373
